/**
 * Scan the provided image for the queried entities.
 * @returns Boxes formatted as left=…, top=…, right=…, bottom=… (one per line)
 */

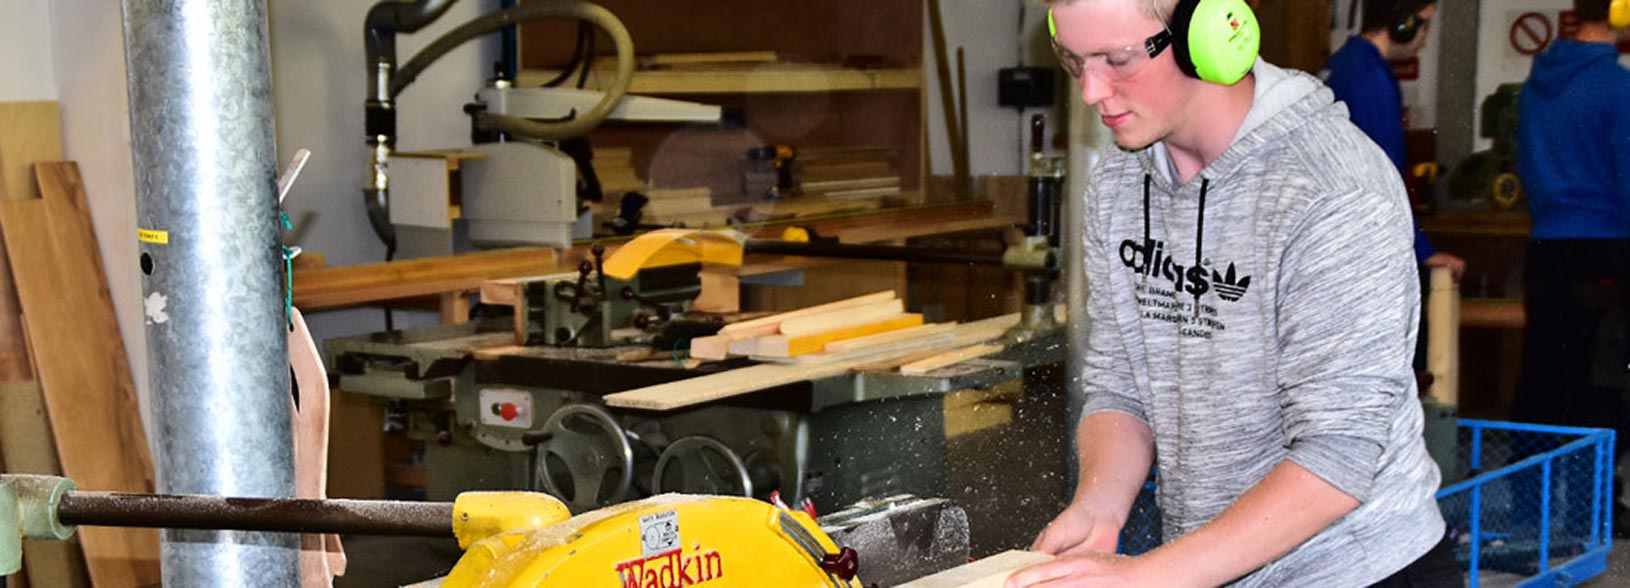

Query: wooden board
left=0, top=102, right=60, bottom=381
left=293, top=247, right=561, bottom=310
left=604, top=313, right=1018, bottom=411
left=775, top=298, right=904, bottom=337
left=0, top=102, right=90, bottom=588
left=755, top=313, right=923, bottom=357
left=897, top=550, right=1053, bottom=588
left=0, top=162, right=159, bottom=586
left=1427, top=266, right=1460, bottom=406
left=899, top=343, right=1002, bottom=375
left=823, top=322, right=955, bottom=353
left=719, top=290, right=895, bottom=335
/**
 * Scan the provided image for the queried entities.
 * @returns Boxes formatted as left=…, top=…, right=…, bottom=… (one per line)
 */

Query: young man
left=1010, top=1, right=1448, bottom=585
left=1322, top=0, right=1465, bottom=279
left=1512, top=0, right=1630, bottom=534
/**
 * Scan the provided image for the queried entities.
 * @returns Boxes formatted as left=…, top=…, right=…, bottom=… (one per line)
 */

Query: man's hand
left=1029, top=500, right=1123, bottom=557
left=1423, top=252, right=1465, bottom=281
left=1004, top=552, right=1155, bottom=588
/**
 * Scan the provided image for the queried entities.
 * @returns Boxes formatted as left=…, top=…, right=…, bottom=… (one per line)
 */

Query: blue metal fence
left=1437, top=420, right=1616, bottom=587
left=1114, top=420, right=1616, bottom=587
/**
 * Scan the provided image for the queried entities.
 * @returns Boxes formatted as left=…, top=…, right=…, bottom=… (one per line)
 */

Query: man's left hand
left=1004, top=552, right=1163, bottom=588
left=1423, top=252, right=1466, bottom=281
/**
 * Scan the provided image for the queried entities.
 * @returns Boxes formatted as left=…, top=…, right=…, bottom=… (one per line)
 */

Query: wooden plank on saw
left=754, top=313, right=924, bottom=358
left=0, top=162, right=159, bottom=586
left=823, top=322, right=956, bottom=354
left=899, top=344, right=1003, bottom=375
left=897, top=550, right=1053, bottom=588
left=775, top=298, right=905, bottom=337
left=604, top=313, right=1019, bottom=411
left=718, top=290, right=895, bottom=335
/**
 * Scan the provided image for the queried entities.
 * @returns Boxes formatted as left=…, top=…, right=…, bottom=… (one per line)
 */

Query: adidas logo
left=1119, top=238, right=1253, bottom=303
left=1212, top=263, right=1250, bottom=302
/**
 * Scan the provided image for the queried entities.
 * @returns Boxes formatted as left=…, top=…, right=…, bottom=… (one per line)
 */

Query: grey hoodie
left=1078, top=60, right=1445, bottom=586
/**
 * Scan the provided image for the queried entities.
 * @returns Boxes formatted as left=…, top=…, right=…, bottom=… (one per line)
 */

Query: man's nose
left=1079, top=69, right=1112, bottom=105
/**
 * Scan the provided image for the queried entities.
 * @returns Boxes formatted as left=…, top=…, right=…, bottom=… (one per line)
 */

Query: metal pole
left=57, top=493, right=455, bottom=537
left=121, top=0, right=296, bottom=585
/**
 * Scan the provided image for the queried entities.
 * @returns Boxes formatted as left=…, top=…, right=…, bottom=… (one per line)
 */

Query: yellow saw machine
left=0, top=475, right=862, bottom=587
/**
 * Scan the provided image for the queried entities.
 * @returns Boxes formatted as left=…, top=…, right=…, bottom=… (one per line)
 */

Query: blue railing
left=1116, top=420, right=1615, bottom=586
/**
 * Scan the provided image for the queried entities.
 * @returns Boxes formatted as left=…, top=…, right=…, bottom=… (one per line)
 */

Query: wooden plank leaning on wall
left=0, top=101, right=93, bottom=588
left=0, top=161, right=160, bottom=587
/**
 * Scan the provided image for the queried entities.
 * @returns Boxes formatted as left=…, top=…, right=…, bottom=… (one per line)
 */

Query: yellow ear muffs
left=1612, top=0, right=1630, bottom=29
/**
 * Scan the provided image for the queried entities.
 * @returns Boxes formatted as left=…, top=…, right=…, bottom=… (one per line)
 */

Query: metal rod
left=122, top=0, right=296, bottom=584
left=58, top=492, right=455, bottom=538
left=743, top=240, right=1004, bottom=266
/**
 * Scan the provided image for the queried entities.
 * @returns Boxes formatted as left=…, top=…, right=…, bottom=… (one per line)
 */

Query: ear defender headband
left=1168, top=0, right=1260, bottom=84
left=1047, top=0, right=1259, bottom=85
left=1613, top=0, right=1630, bottom=29
left=1390, top=11, right=1424, bottom=44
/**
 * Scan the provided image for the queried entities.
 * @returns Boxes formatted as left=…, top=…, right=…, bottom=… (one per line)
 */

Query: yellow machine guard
left=601, top=229, right=746, bottom=280
left=440, top=493, right=860, bottom=588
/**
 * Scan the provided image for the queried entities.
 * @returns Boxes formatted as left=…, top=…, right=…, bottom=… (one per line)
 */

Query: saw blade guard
left=438, top=494, right=862, bottom=587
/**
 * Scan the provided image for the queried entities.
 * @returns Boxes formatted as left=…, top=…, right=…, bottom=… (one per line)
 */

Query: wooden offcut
left=1427, top=266, right=1460, bottom=406
left=293, top=247, right=560, bottom=310
left=0, top=162, right=159, bottom=586
left=823, top=323, right=955, bottom=354
left=897, top=550, right=1053, bottom=588
left=718, top=290, right=895, bottom=335
left=775, top=298, right=904, bottom=337
left=899, top=343, right=1002, bottom=375
left=754, top=313, right=924, bottom=358
left=605, top=313, right=1019, bottom=411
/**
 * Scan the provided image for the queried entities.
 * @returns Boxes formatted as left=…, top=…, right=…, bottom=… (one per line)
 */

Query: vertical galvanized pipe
left=121, top=1, right=297, bottom=585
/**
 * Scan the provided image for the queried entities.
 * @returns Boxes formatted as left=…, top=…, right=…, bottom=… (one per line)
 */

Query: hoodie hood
left=1525, top=39, right=1622, bottom=99
left=1146, top=60, right=1335, bottom=189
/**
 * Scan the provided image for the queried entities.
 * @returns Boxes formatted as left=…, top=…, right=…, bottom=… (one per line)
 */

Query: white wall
left=1327, top=0, right=1444, bottom=130
left=34, top=0, right=502, bottom=437
left=924, top=0, right=1033, bottom=179
left=1, top=0, right=57, bottom=101
left=269, top=0, right=499, bottom=343
left=1473, top=0, right=1572, bottom=152
left=48, top=0, right=148, bottom=433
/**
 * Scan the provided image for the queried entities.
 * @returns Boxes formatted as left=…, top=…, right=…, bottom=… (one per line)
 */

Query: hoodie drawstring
left=1140, top=173, right=1210, bottom=316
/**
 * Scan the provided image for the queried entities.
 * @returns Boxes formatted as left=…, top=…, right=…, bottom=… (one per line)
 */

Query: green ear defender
left=1048, top=0, right=1258, bottom=85
left=1170, top=0, right=1259, bottom=85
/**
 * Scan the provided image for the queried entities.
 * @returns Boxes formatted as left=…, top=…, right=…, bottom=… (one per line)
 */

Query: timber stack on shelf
left=518, top=0, right=927, bottom=229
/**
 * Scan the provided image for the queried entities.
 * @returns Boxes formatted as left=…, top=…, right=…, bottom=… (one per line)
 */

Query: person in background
left=1322, top=0, right=1466, bottom=280
left=1010, top=0, right=1453, bottom=585
left=1512, top=0, right=1630, bottom=537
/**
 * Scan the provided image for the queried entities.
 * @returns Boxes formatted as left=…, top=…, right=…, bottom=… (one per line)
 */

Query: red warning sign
left=1511, top=12, right=1554, bottom=56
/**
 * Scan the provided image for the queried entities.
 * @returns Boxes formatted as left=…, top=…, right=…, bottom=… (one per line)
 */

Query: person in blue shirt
left=1321, top=0, right=1465, bottom=279
left=1511, top=0, right=1630, bottom=536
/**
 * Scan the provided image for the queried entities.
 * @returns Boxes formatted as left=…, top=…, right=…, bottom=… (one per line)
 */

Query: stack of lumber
left=0, top=102, right=149, bottom=587
left=689, top=291, right=926, bottom=360
left=607, top=303, right=1020, bottom=411
left=633, top=187, right=716, bottom=225
left=799, top=147, right=902, bottom=201
left=593, top=147, right=645, bottom=197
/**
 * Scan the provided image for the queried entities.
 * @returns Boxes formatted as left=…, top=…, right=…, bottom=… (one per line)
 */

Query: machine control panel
left=479, top=388, right=534, bottom=429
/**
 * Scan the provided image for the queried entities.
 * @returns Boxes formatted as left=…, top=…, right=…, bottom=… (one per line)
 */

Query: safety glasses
left=1052, top=28, right=1173, bottom=81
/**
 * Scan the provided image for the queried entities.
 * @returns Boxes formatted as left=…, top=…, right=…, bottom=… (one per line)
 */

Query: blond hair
left=1041, top=0, right=1180, bottom=24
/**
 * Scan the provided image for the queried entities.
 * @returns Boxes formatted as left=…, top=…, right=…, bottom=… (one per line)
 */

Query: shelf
left=1417, top=210, right=1531, bottom=237
left=516, top=64, right=922, bottom=95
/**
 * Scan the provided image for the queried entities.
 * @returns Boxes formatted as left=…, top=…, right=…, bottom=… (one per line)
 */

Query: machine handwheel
left=535, top=404, right=635, bottom=512
left=652, top=436, right=752, bottom=497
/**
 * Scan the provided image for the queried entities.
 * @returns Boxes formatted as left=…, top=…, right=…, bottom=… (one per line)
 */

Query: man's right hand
left=1029, top=500, right=1124, bottom=556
